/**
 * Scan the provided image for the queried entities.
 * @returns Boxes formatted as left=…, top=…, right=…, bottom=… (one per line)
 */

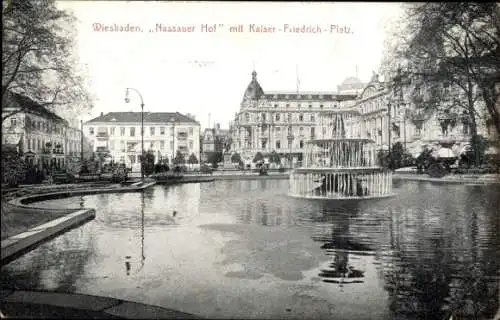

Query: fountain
left=288, top=109, right=394, bottom=200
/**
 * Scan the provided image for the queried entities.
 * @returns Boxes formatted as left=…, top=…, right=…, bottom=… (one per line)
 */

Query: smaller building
left=201, top=123, right=231, bottom=162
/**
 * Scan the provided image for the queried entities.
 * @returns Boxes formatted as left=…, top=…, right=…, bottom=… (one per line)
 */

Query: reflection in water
left=125, top=260, right=131, bottom=276
left=313, top=206, right=366, bottom=286
left=140, top=191, right=145, bottom=270
left=0, top=180, right=498, bottom=319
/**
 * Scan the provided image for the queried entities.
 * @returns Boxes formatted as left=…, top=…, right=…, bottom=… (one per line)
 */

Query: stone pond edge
left=1, top=182, right=156, bottom=265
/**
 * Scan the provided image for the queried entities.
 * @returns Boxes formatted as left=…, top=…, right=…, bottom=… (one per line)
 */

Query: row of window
left=88, top=126, right=195, bottom=137
left=107, top=140, right=194, bottom=151
left=240, top=113, right=316, bottom=123
left=26, top=138, right=80, bottom=153
left=11, top=117, right=72, bottom=136
left=253, top=103, right=341, bottom=109
left=239, top=126, right=333, bottom=136
left=359, top=98, right=386, bottom=115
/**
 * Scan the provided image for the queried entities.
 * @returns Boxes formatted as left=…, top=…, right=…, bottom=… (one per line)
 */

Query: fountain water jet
left=288, top=109, right=394, bottom=200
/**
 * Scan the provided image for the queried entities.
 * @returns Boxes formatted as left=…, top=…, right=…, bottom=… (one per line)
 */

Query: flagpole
left=296, top=64, right=300, bottom=94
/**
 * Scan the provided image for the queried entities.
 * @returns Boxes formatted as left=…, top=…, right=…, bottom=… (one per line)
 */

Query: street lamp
left=170, top=117, right=176, bottom=166
left=80, top=119, right=84, bottom=162
left=125, top=88, right=145, bottom=181
left=387, top=100, right=392, bottom=155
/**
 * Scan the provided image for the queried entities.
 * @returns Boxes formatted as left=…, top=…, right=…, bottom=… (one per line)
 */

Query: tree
left=2, top=0, right=94, bottom=124
left=188, top=153, right=198, bottom=165
left=1, top=147, right=27, bottom=187
left=269, top=151, right=281, bottom=164
left=173, top=150, right=185, bottom=165
left=206, top=151, right=223, bottom=168
left=253, top=152, right=264, bottom=163
left=231, top=152, right=243, bottom=166
left=389, top=3, right=500, bottom=166
left=140, top=149, right=155, bottom=176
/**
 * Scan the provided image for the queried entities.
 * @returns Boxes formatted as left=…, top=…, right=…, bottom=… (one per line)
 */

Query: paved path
left=0, top=289, right=201, bottom=319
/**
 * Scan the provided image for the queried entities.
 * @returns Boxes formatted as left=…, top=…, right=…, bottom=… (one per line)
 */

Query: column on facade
left=378, top=116, right=382, bottom=147
left=386, top=114, right=391, bottom=147
left=251, top=126, right=255, bottom=151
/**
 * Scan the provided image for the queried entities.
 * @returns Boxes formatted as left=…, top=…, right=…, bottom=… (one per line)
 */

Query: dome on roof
left=341, top=77, right=363, bottom=86
left=243, top=70, right=264, bottom=101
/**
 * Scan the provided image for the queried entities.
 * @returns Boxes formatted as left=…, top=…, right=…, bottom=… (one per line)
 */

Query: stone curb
left=0, top=290, right=202, bottom=319
left=392, top=174, right=500, bottom=185
left=1, top=181, right=157, bottom=266
left=0, top=209, right=95, bottom=265
left=8, top=181, right=156, bottom=208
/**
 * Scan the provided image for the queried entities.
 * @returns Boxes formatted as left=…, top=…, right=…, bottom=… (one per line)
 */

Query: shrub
left=1, top=149, right=27, bottom=187
left=427, top=163, right=447, bottom=178
left=259, top=166, right=268, bottom=176
left=200, top=165, right=213, bottom=174
left=111, top=166, right=128, bottom=183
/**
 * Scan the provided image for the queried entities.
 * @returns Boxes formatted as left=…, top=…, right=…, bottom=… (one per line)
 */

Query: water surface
left=1, top=180, right=499, bottom=319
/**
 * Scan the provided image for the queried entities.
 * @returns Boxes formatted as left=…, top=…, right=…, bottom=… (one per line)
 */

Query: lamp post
left=170, top=117, right=176, bottom=166
left=125, top=88, right=145, bottom=180
left=80, top=119, right=84, bottom=162
left=387, top=101, right=392, bottom=155
left=402, top=105, right=408, bottom=150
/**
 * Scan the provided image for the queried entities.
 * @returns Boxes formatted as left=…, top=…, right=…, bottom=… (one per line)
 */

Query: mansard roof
left=263, top=92, right=357, bottom=101
left=85, top=112, right=199, bottom=124
left=4, top=90, right=67, bottom=124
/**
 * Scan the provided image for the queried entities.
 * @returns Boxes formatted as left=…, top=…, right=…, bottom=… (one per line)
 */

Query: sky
left=58, top=1, right=403, bottom=129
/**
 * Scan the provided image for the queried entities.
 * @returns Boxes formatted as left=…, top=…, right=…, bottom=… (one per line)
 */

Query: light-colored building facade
left=2, top=91, right=83, bottom=170
left=230, top=71, right=358, bottom=166
left=83, top=112, right=200, bottom=169
left=230, top=69, right=497, bottom=167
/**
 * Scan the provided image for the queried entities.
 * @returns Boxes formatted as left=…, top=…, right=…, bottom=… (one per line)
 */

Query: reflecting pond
left=1, top=179, right=499, bottom=319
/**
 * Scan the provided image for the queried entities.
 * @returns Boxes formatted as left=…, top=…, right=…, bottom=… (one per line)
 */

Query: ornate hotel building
left=230, top=69, right=497, bottom=165
left=229, top=71, right=360, bottom=166
left=356, top=70, right=497, bottom=158
left=83, top=112, right=200, bottom=169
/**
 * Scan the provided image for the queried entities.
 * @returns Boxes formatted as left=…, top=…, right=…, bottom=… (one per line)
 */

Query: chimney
left=100, top=112, right=103, bottom=116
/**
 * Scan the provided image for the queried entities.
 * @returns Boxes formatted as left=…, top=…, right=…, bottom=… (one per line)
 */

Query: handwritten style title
left=92, top=23, right=354, bottom=34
